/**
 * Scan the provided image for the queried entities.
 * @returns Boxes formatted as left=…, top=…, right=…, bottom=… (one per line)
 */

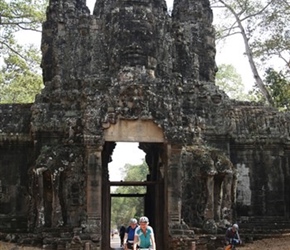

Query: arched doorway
left=102, top=120, right=168, bottom=249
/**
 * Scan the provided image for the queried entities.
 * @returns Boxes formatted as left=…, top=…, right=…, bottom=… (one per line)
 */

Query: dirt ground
left=1, top=237, right=290, bottom=249
left=239, top=235, right=290, bottom=250
left=0, top=242, right=39, bottom=250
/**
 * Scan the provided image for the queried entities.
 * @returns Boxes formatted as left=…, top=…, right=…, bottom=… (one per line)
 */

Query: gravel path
left=2, top=236, right=290, bottom=250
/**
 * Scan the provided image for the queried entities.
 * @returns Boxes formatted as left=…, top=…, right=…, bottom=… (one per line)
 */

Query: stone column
left=36, top=169, right=45, bottom=228
left=221, top=174, right=233, bottom=222
left=167, top=144, right=182, bottom=223
left=51, top=173, right=64, bottom=227
left=214, top=178, right=223, bottom=222
left=204, top=175, right=214, bottom=219
left=85, top=144, right=103, bottom=242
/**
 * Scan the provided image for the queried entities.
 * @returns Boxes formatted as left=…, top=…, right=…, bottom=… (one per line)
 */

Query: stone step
left=238, top=216, right=289, bottom=223
left=237, top=216, right=290, bottom=233
left=240, top=223, right=290, bottom=229
left=0, top=215, right=28, bottom=230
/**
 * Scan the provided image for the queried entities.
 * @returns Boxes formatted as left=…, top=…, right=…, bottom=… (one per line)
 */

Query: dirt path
left=239, top=235, right=290, bottom=250
left=1, top=237, right=290, bottom=249
left=0, top=242, right=40, bottom=250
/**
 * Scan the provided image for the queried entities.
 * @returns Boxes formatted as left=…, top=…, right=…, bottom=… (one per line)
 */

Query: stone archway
left=102, top=119, right=168, bottom=249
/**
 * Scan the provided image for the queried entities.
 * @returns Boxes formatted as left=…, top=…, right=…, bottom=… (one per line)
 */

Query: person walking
left=119, top=225, right=126, bottom=247
left=133, top=216, right=156, bottom=250
left=124, top=218, right=138, bottom=250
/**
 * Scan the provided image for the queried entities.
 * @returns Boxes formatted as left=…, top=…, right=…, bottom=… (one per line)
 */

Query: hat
left=139, top=216, right=149, bottom=223
left=233, top=224, right=239, bottom=230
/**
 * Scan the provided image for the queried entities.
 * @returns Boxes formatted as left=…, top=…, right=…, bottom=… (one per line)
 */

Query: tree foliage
left=263, top=68, right=290, bottom=111
left=111, top=161, right=149, bottom=229
left=0, top=0, right=46, bottom=56
left=211, top=0, right=290, bottom=106
left=0, top=45, right=43, bottom=103
left=216, top=63, right=251, bottom=100
left=251, top=0, right=290, bottom=76
left=0, top=0, right=47, bottom=103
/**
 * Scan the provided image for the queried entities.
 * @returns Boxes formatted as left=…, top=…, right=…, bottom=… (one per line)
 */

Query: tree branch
left=218, top=0, right=275, bottom=106
left=0, top=41, right=27, bottom=60
left=16, top=24, right=41, bottom=32
left=218, top=31, right=242, bottom=40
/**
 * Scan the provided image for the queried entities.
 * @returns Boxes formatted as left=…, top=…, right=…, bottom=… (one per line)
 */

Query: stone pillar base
left=168, top=222, right=195, bottom=250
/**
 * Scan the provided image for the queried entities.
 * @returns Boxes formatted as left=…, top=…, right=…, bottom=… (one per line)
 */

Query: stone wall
left=0, top=0, right=290, bottom=249
left=0, top=104, right=33, bottom=231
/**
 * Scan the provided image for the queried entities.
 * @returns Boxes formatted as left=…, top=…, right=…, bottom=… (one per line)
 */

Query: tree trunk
left=218, top=0, right=275, bottom=106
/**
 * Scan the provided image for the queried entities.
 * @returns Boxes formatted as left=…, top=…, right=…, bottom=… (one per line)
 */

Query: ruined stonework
left=1, top=0, right=290, bottom=249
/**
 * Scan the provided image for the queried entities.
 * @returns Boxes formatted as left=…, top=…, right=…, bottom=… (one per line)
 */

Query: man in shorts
left=124, top=218, right=138, bottom=250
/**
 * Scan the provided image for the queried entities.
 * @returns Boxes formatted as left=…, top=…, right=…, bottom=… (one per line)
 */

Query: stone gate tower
left=1, top=0, right=290, bottom=249
left=30, top=0, right=214, bottom=247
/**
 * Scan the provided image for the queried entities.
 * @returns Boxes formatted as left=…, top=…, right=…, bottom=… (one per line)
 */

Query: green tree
left=0, top=0, right=47, bottom=103
left=251, top=0, right=290, bottom=76
left=264, top=68, right=290, bottom=111
left=111, top=161, right=149, bottom=228
left=121, top=161, right=149, bottom=182
left=211, top=0, right=290, bottom=106
left=216, top=63, right=250, bottom=100
left=0, top=45, right=43, bottom=103
left=0, top=0, right=47, bottom=56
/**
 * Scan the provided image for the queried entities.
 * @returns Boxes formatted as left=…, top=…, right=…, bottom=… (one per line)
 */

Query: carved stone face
left=108, top=0, right=157, bottom=70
